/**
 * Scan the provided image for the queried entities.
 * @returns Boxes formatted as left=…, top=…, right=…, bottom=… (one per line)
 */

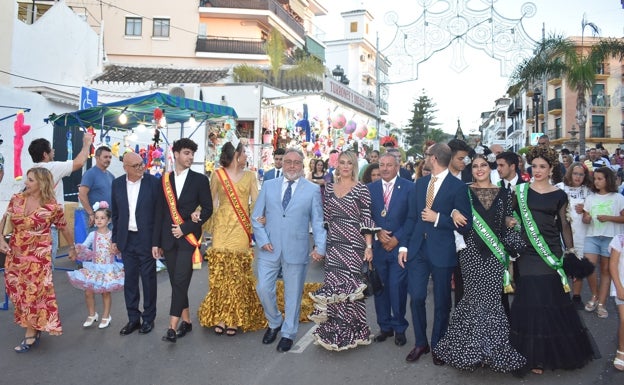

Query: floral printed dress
left=67, top=230, right=124, bottom=293
left=3, top=193, right=67, bottom=335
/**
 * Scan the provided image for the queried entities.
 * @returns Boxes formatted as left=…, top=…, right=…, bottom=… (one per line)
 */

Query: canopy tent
left=48, top=92, right=238, bottom=134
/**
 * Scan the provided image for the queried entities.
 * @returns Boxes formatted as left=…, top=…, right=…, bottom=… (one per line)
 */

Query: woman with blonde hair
left=310, top=151, right=378, bottom=350
left=1, top=167, right=77, bottom=352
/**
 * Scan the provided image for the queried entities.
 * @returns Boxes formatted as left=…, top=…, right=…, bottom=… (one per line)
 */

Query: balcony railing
left=196, top=37, right=266, bottom=55
left=547, top=97, right=562, bottom=111
left=199, top=0, right=304, bottom=39
left=591, top=94, right=611, bottom=108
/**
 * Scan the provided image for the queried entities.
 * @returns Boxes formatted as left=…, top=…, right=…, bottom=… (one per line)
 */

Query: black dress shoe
left=394, top=332, right=407, bottom=346
left=432, top=352, right=445, bottom=366
left=176, top=321, right=192, bottom=338
left=373, top=330, right=394, bottom=342
left=276, top=337, right=293, bottom=352
left=162, top=328, right=177, bottom=343
left=119, top=321, right=141, bottom=336
left=405, top=345, right=430, bottom=362
left=262, top=325, right=281, bottom=344
left=139, top=321, right=154, bottom=334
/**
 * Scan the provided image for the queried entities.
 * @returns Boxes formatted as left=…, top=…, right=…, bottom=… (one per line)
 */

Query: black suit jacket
left=111, top=173, right=160, bottom=254
left=153, top=169, right=212, bottom=251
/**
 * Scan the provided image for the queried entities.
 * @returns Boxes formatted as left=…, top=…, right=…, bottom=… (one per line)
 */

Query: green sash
left=468, top=190, right=514, bottom=293
left=516, top=183, right=570, bottom=292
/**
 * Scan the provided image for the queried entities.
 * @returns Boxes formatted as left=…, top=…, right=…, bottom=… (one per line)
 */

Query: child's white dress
left=67, top=231, right=124, bottom=293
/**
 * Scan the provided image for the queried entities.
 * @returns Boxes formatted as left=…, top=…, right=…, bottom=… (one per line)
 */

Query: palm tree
left=509, top=34, right=624, bottom=153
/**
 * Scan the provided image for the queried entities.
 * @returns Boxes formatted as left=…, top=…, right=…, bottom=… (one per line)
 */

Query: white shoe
left=83, top=313, right=99, bottom=327
left=98, top=315, right=112, bottom=329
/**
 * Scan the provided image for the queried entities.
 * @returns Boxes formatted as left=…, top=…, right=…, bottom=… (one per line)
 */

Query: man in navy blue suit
left=367, top=153, right=414, bottom=346
left=399, top=143, right=471, bottom=365
left=263, top=148, right=285, bottom=181
left=111, top=152, right=161, bottom=336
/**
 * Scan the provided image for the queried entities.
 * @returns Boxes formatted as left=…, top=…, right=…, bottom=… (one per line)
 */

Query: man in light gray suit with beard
left=253, top=148, right=326, bottom=352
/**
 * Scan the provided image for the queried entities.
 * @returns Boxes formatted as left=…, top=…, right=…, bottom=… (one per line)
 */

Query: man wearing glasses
left=111, top=152, right=161, bottom=336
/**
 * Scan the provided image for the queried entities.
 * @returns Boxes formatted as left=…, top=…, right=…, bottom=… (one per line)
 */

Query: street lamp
left=331, top=65, right=350, bottom=85
left=532, top=87, right=541, bottom=139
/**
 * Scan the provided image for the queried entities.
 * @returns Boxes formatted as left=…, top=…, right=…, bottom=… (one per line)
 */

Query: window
left=555, top=117, right=562, bottom=138
left=554, top=87, right=561, bottom=99
left=153, top=18, right=170, bottom=38
left=591, top=115, right=605, bottom=137
left=592, top=84, right=606, bottom=106
left=350, top=22, right=357, bottom=33
left=125, top=17, right=142, bottom=36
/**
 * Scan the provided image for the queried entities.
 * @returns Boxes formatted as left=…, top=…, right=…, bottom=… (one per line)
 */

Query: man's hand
left=151, top=246, right=162, bottom=260
left=421, top=207, right=437, bottom=223
left=310, top=250, right=324, bottom=262
left=398, top=251, right=407, bottom=268
left=382, top=236, right=398, bottom=252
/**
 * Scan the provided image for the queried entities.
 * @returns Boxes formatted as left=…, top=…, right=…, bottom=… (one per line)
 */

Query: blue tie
left=282, top=180, right=294, bottom=210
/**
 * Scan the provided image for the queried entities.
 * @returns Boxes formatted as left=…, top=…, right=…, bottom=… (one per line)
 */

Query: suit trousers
left=407, top=250, right=454, bottom=349
left=373, top=249, right=408, bottom=333
left=255, top=257, right=308, bottom=340
left=164, top=241, right=195, bottom=317
left=123, top=231, right=157, bottom=323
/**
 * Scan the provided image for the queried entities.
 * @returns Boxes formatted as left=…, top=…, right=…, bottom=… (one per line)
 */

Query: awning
left=49, top=92, right=237, bottom=132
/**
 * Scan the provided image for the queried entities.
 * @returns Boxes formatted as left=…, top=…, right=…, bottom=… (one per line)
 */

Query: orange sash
left=215, top=168, right=252, bottom=245
left=162, top=172, right=202, bottom=270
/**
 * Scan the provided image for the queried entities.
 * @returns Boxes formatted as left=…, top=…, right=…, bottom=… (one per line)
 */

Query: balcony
left=196, top=37, right=266, bottom=55
left=548, top=97, right=562, bottom=115
left=199, top=0, right=305, bottom=39
left=591, top=94, right=610, bottom=110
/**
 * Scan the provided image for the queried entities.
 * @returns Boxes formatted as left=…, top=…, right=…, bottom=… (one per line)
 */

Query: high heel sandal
left=584, top=295, right=598, bottom=312
left=14, top=332, right=40, bottom=353
left=98, top=315, right=112, bottom=329
left=614, top=350, right=624, bottom=371
left=214, top=324, right=225, bottom=335
left=596, top=304, right=608, bottom=318
left=83, top=312, right=99, bottom=327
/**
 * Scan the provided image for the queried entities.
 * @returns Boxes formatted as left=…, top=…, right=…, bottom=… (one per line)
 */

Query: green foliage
left=405, top=91, right=441, bottom=151
left=232, top=64, right=266, bottom=82
left=266, top=28, right=286, bottom=83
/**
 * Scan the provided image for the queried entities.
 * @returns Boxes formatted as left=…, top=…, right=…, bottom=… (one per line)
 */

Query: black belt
left=128, top=230, right=138, bottom=234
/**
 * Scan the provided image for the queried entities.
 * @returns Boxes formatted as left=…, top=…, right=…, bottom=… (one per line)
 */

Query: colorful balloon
left=344, top=120, right=357, bottom=134
left=332, top=114, right=346, bottom=129
left=366, top=127, right=377, bottom=140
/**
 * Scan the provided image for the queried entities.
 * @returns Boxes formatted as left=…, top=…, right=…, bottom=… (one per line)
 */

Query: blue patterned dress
left=310, top=182, right=377, bottom=351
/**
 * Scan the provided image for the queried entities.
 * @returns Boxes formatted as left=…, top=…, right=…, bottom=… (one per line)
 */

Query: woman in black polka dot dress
left=433, top=155, right=525, bottom=372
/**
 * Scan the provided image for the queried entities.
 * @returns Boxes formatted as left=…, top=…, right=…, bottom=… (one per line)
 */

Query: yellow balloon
left=366, top=127, right=377, bottom=140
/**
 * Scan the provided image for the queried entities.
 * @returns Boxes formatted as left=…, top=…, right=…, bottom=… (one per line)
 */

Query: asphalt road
left=0, top=249, right=621, bottom=385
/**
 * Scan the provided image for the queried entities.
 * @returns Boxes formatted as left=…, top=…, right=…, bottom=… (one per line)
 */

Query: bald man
left=111, top=152, right=161, bottom=336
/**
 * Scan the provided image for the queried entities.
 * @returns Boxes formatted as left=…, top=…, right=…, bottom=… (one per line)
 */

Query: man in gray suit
left=252, top=148, right=326, bottom=352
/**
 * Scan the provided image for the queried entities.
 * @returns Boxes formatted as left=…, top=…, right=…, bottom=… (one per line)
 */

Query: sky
left=317, top=0, right=624, bottom=135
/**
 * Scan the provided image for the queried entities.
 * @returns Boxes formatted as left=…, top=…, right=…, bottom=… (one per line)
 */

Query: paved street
left=0, top=249, right=621, bottom=385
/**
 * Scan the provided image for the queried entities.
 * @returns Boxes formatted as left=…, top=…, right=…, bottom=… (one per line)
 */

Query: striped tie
left=282, top=180, right=294, bottom=210
left=426, top=176, right=438, bottom=208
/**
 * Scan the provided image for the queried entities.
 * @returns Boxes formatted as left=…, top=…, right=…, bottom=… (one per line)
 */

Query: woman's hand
left=363, top=247, right=373, bottom=262
left=451, top=209, right=467, bottom=227
left=0, top=239, right=10, bottom=254
left=256, top=216, right=266, bottom=225
left=505, top=216, right=518, bottom=228
left=191, top=210, right=201, bottom=223
left=68, top=246, right=77, bottom=261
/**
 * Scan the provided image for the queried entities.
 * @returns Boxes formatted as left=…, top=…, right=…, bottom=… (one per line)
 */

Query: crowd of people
left=3, top=133, right=624, bottom=377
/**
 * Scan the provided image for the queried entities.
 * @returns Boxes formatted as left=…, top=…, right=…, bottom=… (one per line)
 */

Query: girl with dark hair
left=581, top=167, right=624, bottom=319
left=198, top=141, right=265, bottom=336
left=510, top=146, right=597, bottom=375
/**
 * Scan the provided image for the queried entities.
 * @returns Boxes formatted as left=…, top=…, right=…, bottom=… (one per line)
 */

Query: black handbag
left=362, top=261, right=383, bottom=297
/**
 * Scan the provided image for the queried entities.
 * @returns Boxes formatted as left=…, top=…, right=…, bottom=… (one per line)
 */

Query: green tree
left=405, top=91, right=440, bottom=151
left=509, top=34, right=624, bottom=153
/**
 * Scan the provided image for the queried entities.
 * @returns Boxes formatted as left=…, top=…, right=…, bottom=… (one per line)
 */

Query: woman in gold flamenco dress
left=197, top=142, right=265, bottom=335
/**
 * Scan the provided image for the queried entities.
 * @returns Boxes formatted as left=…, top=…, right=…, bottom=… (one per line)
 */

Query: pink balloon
left=354, top=125, right=367, bottom=139
left=332, top=114, right=346, bottom=129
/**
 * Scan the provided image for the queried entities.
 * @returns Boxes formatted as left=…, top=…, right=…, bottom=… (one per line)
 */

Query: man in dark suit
left=262, top=148, right=285, bottom=181
left=153, top=138, right=212, bottom=343
left=111, top=152, right=160, bottom=336
left=399, top=143, right=471, bottom=365
left=367, top=153, right=414, bottom=347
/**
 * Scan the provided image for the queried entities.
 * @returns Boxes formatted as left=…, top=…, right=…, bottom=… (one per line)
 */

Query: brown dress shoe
left=405, top=345, right=430, bottom=362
